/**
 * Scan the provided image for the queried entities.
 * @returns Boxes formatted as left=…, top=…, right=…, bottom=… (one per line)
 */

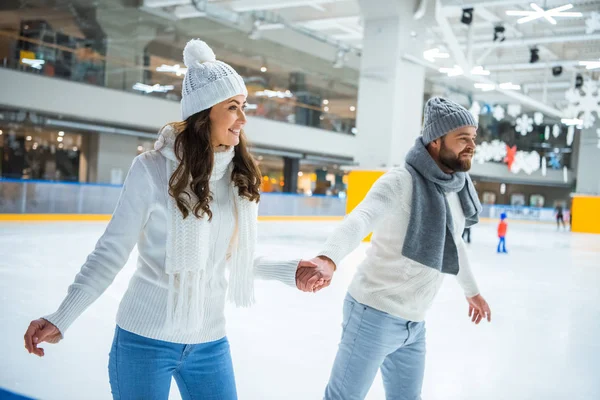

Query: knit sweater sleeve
left=318, top=170, right=403, bottom=267
left=253, top=257, right=300, bottom=287
left=455, top=238, right=480, bottom=297
left=43, top=156, right=152, bottom=336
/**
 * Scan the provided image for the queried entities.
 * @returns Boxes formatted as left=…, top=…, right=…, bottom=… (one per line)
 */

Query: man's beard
left=439, top=141, right=473, bottom=172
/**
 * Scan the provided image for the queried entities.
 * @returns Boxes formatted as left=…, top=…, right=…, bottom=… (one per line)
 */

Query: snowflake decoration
left=493, top=105, right=505, bottom=121
left=507, top=104, right=521, bottom=118
left=586, top=11, right=600, bottom=34
left=515, top=114, right=534, bottom=135
left=552, top=124, right=561, bottom=138
left=541, top=156, right=547, bottom=176
left=567, top=125, right=575, bottom=146
left=469, top=101, right=481, bottom=123
left=474, top=140, right=507, bottom=164
left=544, top=126, right=550, bottom=140
left=564, top=78, right=600, bottom=129
left=548, top=153, right=562, bottom=169
left=511, top=150, right=540, bottom=175
left=533, top=112, right=544, bottom=125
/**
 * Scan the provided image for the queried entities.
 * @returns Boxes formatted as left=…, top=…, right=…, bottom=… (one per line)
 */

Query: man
left=555, top=203, right=565, bottom=230
left=297, top=97, right=491, bottom=399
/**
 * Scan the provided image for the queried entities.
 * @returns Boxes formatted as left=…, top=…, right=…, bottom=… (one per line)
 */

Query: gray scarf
left=402, top=137, right=482, bottom=275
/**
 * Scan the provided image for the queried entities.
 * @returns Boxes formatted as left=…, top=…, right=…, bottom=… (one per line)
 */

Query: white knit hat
left=180, top=39, right=248, bottom=120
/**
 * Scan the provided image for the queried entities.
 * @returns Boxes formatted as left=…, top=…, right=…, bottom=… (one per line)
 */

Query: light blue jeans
left=324, top=294, right=427, bottom=400
left=108, top=326, right=237, bottom=400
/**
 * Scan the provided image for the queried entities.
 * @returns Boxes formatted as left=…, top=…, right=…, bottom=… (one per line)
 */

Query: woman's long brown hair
left=168, top=109, right=261, bottom=220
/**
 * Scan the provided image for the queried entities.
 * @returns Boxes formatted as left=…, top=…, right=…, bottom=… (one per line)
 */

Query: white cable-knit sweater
left=44, top=150, right=299, bottom=344
left=319, top=167, right=480, bottom=322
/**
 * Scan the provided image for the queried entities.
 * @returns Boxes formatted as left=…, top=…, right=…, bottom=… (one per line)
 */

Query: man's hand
left=467, top=294, right=491, bottom=324
left=296, top=256, right=336, bottom=293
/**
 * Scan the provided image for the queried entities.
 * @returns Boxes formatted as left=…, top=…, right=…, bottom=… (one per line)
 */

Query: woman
left=23, top=39, right=322, bottom=399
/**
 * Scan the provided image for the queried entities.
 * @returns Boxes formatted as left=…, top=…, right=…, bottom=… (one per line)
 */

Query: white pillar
left=575, top=120, right=600, bottom=195
left=354, top=0, right=433, bottom=169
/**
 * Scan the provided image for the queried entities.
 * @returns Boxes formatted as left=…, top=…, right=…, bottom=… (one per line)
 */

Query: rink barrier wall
left=571, top=195, right=600, bottom=234
left=0, top=179, right=575, bottom=226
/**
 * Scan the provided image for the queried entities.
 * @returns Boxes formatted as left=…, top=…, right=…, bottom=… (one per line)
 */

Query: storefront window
left=0, top=123, right=82, bottom=182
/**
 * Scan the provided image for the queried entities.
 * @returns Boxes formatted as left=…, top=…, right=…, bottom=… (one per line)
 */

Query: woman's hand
left=24, top=318, right=62, bottom=357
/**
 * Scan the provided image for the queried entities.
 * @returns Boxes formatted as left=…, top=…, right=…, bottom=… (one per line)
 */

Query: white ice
left=1, top=220, right=599, bottom=400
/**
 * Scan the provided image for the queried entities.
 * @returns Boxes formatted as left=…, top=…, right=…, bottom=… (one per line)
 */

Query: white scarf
left=154, top=125, right=257, bottom=334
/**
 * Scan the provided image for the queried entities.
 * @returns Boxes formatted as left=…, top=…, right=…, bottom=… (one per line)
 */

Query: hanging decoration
left=564, top=77, right=600, bottom=129
left=544, top=126, right=550, bottom=140
left=586, top=11, right=600, bottom=34
left=507, top=104, right=522, bottom=118
left=533, top=112, right=544, bottom=125
left=504, top=145, right=517, bottom=169
left=515, top=114, right=534, bottom=135
left=474, top=140, right=542, bottom=175
left=567, top=125, right=575, bottom=146
left=552, top=124, right=561, bottom=138
left=511, top=150, right=541, bottom=175
left=473, top=140, right=507, bottom=164
left=548, top=152, right=562, bottom=169
left=541, top=156, right=547, bottom=176
left=493, top=105, right=505, bottom=121
left=563, top=166, right=569, bottom=183
left=469, top=101, right=481, bottom=123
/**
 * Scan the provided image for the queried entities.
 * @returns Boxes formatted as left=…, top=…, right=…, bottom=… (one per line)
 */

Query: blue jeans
left=108, top=326, right=237, bottom=400
left=497, top=237, right=507, bottom=253
left=324, top=294, right=426, bottom=400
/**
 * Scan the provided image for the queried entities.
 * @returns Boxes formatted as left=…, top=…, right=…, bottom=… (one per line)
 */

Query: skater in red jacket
left=497, top=213, right=508, bottom=253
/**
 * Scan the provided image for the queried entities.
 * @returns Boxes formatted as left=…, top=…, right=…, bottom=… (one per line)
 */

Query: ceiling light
left=474, top=83, right=496, bottom=91
left=26, top=135, right=32, bottom=141
left=58, top=131, right=65, bottom=136
left=57, top=136, right=63, bottom=142
left=156, top=64, right=187, bottom=76
left=21, top=58, right=45, bottom=70
left=298, top=171, right=303, bottom=177
left=471, top=66, right=490, bottom=76
left=439, top=65, right=463, bottom=77
left=0, top=130, right=3, bottom=135
left=260, top=66, right=268, bottom=72
left=423, top=48, right=450, bottom=62
left=561, top=118, right=582, bottom=126
left=579, top=60, right=600, bottom=70
left=349, top=106, right=356, bottom=112
left=499, top=82, right=521, bottom=90
left=324, top=106, right=330, bottom=112
left=72, top=146, right=78, bottom=151
left=323, top=99, right=329, bottom=105
left=137, top=145, right=144, bottom=152
left=506, top=3, right=582, bottom=25
left=58, top=143, right=64, bottom=149
left=132, top=83, right=174, bottom=94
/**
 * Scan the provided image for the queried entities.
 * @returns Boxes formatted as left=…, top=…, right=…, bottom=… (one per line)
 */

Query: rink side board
left=345, top=170, right=386, bottom=242
left=571, top=195, right=600, bottom=234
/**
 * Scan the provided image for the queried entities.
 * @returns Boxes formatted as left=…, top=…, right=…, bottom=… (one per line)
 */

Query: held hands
left=467, top=294, right=491, bottom=325
left=24, top=318, right=62, bottom=357
left=295, top=256, right=336, bottom=293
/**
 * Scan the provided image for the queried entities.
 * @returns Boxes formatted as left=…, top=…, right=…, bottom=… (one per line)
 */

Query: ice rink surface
left=1, top=220, right=599, bottom=400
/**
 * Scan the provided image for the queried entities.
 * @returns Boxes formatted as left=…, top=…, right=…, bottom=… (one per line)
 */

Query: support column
left=572, top=121, right=600, bottom=234
left=283, top=157, right=299, bottom=193
left=354, top=0, right=432, bottom=168
left=347, top=0, right=434, bottom=229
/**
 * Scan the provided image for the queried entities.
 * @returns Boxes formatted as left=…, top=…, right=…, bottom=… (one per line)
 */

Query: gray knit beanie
left=180, top=39, right=248, bottom=120
left=421, top=97, right=478, bottom=145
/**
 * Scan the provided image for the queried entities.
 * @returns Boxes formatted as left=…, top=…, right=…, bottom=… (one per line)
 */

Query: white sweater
left=319, top=167, right=480, bottom=322
left=44, top=150, right=299, bottom=344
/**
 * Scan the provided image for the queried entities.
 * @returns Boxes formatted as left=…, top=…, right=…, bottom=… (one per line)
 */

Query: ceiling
left=2, top=0, right=599, bottom=116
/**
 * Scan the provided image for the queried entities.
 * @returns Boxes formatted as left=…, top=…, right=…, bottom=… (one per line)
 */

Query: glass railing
left=0, top=30, right=356, bottom=135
